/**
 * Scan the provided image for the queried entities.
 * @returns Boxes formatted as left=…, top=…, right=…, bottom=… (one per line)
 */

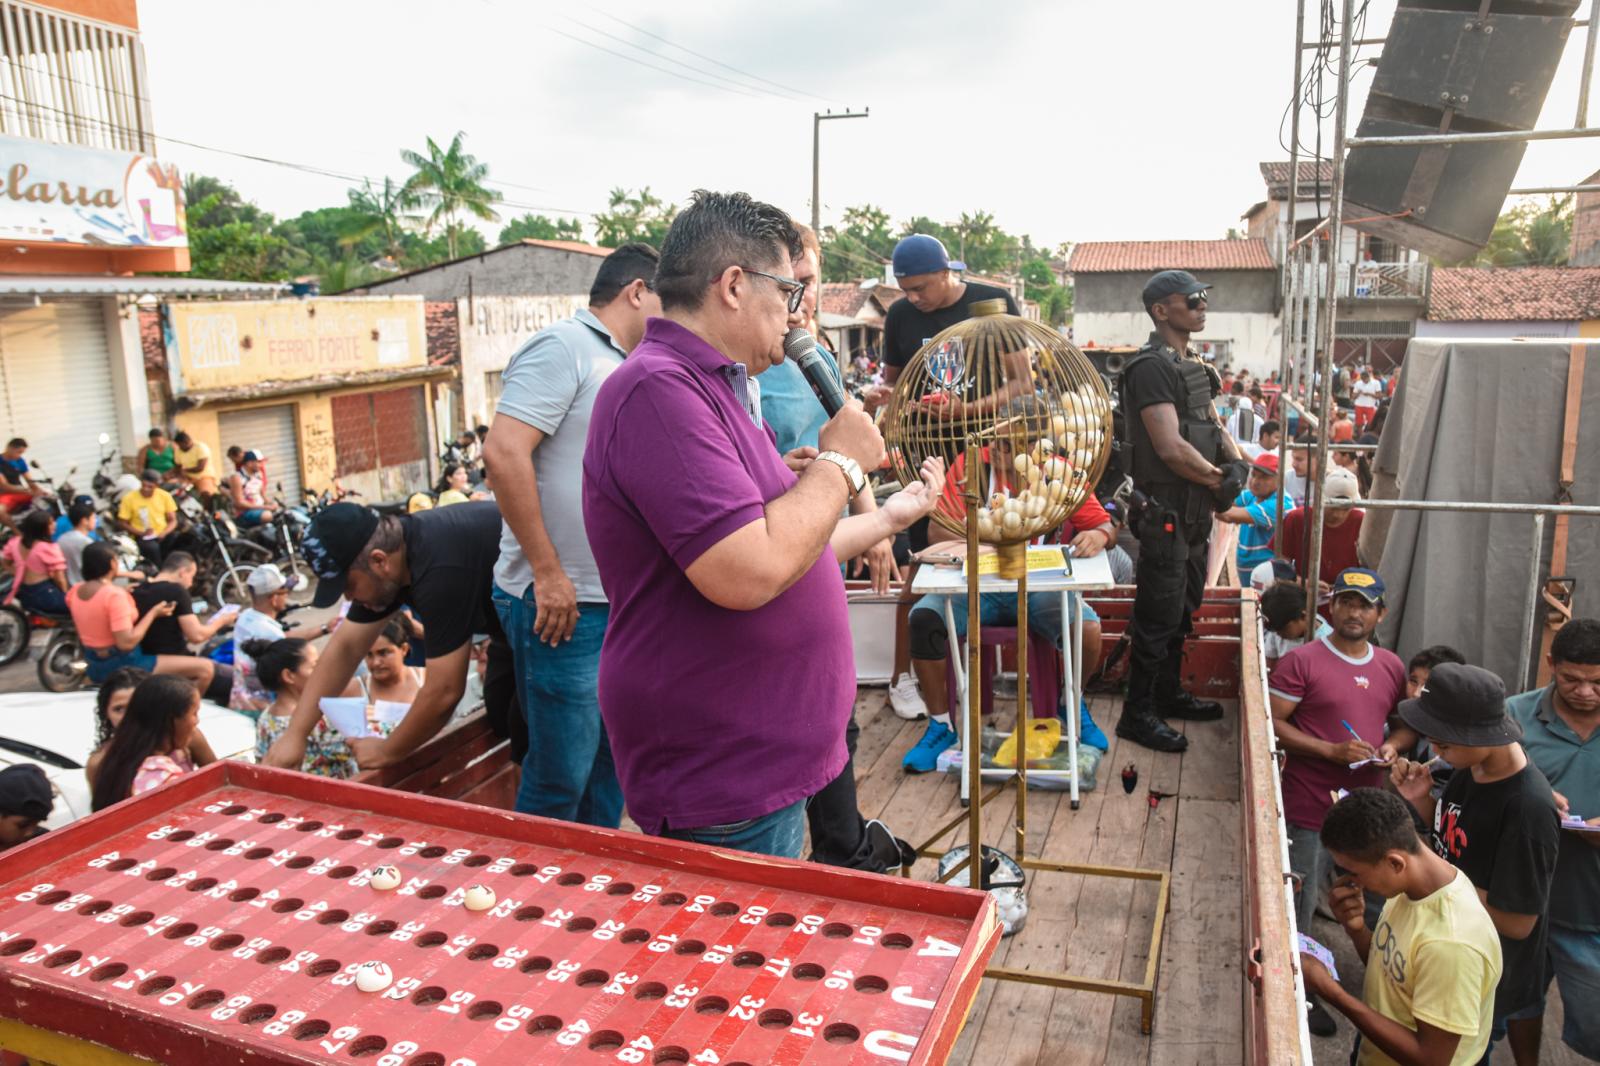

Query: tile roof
left=820, top=281, right=903, bottom=318
left=1260, top=160, right=1335, bottom=193
left=1067, top=239, right=1275, bottom=273
left=1426, top=266, right=1600, bottom=321
left=516, top=238, right=614, bottom=258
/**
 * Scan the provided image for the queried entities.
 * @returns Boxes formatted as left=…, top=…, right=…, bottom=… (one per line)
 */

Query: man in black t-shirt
left=260, top=501, right=518, bottom=773
left=1393, top=662, right=1561, bottom=1065
left=130, top=551, right=235, bottom=703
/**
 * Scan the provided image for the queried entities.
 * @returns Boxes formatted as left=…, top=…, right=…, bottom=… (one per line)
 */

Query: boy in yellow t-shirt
left=1300, top=789, right=1501, bottom=1066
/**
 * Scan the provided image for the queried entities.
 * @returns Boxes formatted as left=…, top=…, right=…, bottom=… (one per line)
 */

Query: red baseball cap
left=1250, top=453, right=1280, bottom=475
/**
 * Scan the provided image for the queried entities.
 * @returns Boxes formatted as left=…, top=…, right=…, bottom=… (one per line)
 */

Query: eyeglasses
left=743, top=268, right=807, bottom=314
left=1185, top=292, right=1210, bottom=310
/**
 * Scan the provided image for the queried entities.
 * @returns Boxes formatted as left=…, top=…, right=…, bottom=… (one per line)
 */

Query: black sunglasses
left=743, top=268, right=807, bottom=314
left=1185, top=292, right=1210, bottom=310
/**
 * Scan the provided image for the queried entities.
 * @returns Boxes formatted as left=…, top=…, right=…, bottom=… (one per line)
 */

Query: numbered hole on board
left=88, top=962, right=127, bottom=983
left=137, top=975, right=174, bottom=997
left=118, top=910, right=155, bottom=927
left=229, top=887, right=260, bottom=903
left=315, top=909, right=351, bottom=926
left=508, top=863, right=538, bottom=877
left=574, top=969, right=608, bottom=988
left=587, top=1031, right=624, bottom=1052
left=410, top=986, right=446, bottom=1007
left=620, top=928, right=650, bottom=944
left=77, top=899, right=113, bottom=916
left=821, top=922, right=853, bottom=939
left=565, top=917, right=596, bottom=933
left=257, top=947, right=292, bottom=965
left=465, top=943, right=498, bottom=962
left=374, top=836, right=403, bottom=850
left=407, top=1054, right=445, bottom=1066
left=417, top=846, right=446, bottom=859
left=710, top=902, right=739, bottom=917
left=461, top=854, right=491, bottom=868
left=270, top=898, right=304, bottom=914
left=793, top=963, right=825, bottom=981
left=105, top=858, right=138, bottom=871
left=185, top=878, right=220, bottom=893
left=209, top=934, right=245, bottom=952
left=416, top=885, right=447, bottom=901
left=243, top=847, right=273, bottom=861
left=203, top=839, right=235, bottom=852
left=364, top=920, right=398, bottom=937
left=758, top=1009, right=794, bottom=1030
left=257, top=812, right=285, bottom=825
left=219, top=805, right=248, bottom=816
left=325, top=865, right=358, bottom=880
left=732, top=951, right=765, bottom=969
left=186, top=989, right=225, bottom=1010
left=633, top=982, right=667, bottom=1001
left=673, top=939, right=706, bottom=956
left=284, top=856, right=314, bottom=870
left=348, top=1035, right=387, bottom=1057
left=824, top=1023, right=862, bottom=1045
left=0, top=938, right=33, bottom=957
left=854, top=975, right=888, bottom=994
left=41, top=949, right=80, bottom=969
left=512, top=906, right=545, bottom=922
left=653, top=1048, right=690, bottom=1065
left=335, top=828, right=363, bottom=841
left=656, top=892, right=687, bottom=906
left=166, top=830, right=196, bottom=842
left=290, top=1019, right=330, bottom=1041
left=239, top=1003, right=277, bottom=1025
left=605, top=882, right=635, bottom=896
left=556, top=873, right=585, bottom=886
left=526, top=1015, right=562, bottom=1036
left=293, top=820, right=322, bottom=833
left=414, top=932, right=447, bottom=949
left=519, top=956, right=553, bottom=975
left=466, top=1001, right=502, bottom=1021
left=161, top=923, right=198, bottom=940
left=306, top=959, right=341, bottom=978
left=693, top=995, right=728, bottom=1016
left=764, top=912, right=796, bottom=927
left=35, top=889, right=69, bottom=905
left=881, top=932, right=914, bottom=949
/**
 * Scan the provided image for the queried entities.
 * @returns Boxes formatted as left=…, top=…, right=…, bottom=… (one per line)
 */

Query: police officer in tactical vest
left=1116, top=270, right=1249, bottom=752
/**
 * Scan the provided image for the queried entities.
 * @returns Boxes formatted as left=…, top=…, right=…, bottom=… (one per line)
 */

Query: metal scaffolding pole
left=1305, top=0, right=1355, bottom=629
left=1276, top=0, right=1306, bottom=537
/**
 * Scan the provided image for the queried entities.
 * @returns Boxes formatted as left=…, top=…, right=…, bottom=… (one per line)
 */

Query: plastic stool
left=944, top=625, right=1060, bottom=720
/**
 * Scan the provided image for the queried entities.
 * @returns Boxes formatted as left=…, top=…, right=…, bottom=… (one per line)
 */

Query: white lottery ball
left=355, top=961, right=393, bottom=993
left=369, top=865, right=402, bottom=891
left=463, top=883, right=497, bottom=912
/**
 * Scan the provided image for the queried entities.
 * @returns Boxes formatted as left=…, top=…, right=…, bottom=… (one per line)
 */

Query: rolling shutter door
left=218, top=404, right=303, bottom=505
left=0, top=301, right=118, bottom=485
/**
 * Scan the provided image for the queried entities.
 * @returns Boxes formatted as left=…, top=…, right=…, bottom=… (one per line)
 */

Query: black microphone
left=786, top=327, right=846, bottom=417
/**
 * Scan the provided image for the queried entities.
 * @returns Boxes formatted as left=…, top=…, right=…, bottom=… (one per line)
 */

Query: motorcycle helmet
left=406, top=492, right=434, bottom=514
left=113, top=473, right=142, bottom=499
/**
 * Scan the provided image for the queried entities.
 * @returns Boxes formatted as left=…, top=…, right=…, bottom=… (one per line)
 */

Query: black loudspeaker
left=1344, top=0, right=1579, bottom=262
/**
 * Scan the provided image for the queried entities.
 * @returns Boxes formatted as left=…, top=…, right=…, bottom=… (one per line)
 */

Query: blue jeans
left=911, top=590, right=1095, bottom=649
left=15, top=581, right=66, bottom=616
left=1500, top=922, right=1600, bottom=1061
left=661, top=800, right=806, bottom=859
left=492, top=586, right=623, bottom=829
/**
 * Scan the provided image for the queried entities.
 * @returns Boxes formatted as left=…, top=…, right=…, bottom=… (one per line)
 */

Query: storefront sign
left=458, top=294, right=584, bottom=424
left=167, top=297, right=428, bottom=394
left=0, top=133, right=186, bottom=248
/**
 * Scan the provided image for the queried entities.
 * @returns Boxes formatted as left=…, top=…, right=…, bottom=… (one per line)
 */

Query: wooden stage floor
left=843, top=687, right=1244, bottom=1066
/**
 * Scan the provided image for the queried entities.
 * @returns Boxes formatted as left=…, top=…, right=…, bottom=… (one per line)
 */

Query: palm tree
left=341, top=177, right=417, bottom=260
left=400, top=132, right=502, bottom=259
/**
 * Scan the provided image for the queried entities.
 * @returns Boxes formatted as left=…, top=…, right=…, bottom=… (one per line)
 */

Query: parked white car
left=0, top=692, right=256, bottom=828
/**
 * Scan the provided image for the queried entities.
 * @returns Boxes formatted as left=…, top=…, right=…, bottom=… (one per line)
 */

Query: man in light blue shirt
left=483, top=243, right=662, bottom=828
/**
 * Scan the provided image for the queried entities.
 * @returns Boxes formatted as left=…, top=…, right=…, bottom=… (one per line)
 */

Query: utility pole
left=812, top=107, right=870, bottom=235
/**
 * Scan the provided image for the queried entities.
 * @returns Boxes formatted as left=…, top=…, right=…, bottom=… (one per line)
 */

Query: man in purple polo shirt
left=583, top=190, right=943, bottom=858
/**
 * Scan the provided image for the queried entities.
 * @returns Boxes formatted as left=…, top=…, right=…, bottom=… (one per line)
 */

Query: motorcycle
left=36, top=615, right=84, bottom=692
left=229, top=485, right=314, bottom=607
left=0, top=574, right=74, bottom=675
left=177, top=494, right=265, bottom=608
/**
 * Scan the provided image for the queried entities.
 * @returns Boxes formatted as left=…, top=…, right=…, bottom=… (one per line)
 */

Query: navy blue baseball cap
left=303, top=502, right=381, bottom=608
left=892, top=234, right=965, bottom=278
left=1141, top=269, right=1211, bottom=311
left=1330, top=568, right=1385, bottom=604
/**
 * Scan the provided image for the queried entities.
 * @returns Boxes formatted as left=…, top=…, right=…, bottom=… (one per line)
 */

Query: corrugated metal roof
left=0, top=275, right=284, bottom=297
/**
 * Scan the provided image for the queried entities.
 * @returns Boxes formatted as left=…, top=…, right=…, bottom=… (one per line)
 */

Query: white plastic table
left=911, top=548, right=1116, bottom=808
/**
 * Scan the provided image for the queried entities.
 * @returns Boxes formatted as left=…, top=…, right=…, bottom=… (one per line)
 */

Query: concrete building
left=0, top=0, right=276, bottom=478
left=818, top=281, right=902, bottom=364
left=1417, top=266, right=1600, bottom=340
left=353, top=238, right=614, bottom=432
left=1066, top=239, right=1281, bottom=376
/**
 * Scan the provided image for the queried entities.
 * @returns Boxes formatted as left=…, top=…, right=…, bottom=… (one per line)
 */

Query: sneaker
left=903, top=719, right=957, bottom=773
left=1305, top=997, right=1338, bottom=1038
left=1078, top=700, right=1109, bottom=752
left=888, top=672, right=929, bottom=720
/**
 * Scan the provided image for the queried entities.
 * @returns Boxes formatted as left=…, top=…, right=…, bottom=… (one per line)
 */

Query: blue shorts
left=1503, top=922, right=1600, bottom=1059
left=85, top=646, right=158, bottom=685
left=239, top=508, right=267, bottom=526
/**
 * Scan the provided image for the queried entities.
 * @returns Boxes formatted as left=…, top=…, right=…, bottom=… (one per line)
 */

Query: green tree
left=311, top=252, right=378, bottom=295
left=592, top=187, right=676, bottom=248
left=498, top=213, right=585, bottom=245
left=820, top=204, right=897, bottom=282
left=1021, top=256, right=1072, bottom=326
left=341, top=177, right=419, bottom=260
left=400, top=131, right=502, bottom=259
left=187, top=201, right=303, bottom=281
left=1472, top=195, right=1572, bottom=266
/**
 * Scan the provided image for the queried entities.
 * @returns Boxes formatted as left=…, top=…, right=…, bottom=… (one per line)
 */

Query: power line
left=594, top=9, right=831, bottom=104
left=540, top=24, right=770, bottom=100
left=555, top=14, right=804, bottom=103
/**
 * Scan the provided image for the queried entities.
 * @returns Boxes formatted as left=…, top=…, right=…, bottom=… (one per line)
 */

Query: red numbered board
left=0, top=762, right=998, bottom=1065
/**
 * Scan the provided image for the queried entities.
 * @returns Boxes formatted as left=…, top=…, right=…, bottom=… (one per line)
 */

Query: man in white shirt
left=1352, top=367, right=1383, bottom=434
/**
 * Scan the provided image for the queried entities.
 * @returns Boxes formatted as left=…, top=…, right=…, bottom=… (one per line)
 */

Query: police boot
left=1116, top=665, right=1188, bottom=753
left=1155, top=646, right=1223, bottom=722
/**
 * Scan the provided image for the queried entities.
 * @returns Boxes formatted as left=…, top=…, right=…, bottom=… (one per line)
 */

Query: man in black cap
left=259, top=500, right=520, bottom=774
left=1391, top=662, right=1561, bottom=1065
left=0, top=764, right=52, bottom=850
left=1115, top=270, right=1247, bottom=752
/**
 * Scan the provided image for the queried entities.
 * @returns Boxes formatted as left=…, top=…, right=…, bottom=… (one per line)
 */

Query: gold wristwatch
left=815, top=451, right=865, bottom=499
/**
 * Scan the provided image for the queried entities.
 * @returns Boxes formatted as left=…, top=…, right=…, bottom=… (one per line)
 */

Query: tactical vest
left=1118, top=346, right=1224, bottom=495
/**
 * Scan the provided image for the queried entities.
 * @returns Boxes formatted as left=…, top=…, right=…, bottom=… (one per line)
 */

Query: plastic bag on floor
left=936, top=726, right=1102, bottom=791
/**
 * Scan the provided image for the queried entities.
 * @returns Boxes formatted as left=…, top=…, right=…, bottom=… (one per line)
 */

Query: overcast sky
left=139, top=0, right=1600, bottom=256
